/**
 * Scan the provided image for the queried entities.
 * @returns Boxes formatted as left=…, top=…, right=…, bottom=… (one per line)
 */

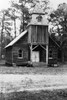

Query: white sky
left=0, top=0, right=67, bottom=10
left=50, top=0, right=67, bottom=9
left=0, top=0, right=10, bottom=10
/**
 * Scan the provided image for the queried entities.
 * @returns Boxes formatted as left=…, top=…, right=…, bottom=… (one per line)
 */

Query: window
left=36, top=15, right=42, bottom=22
left=18, top=49, right=23, bottom=58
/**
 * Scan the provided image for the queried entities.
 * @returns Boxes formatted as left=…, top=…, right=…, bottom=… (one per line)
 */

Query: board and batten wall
left=28, top=25, right=48, bottom=44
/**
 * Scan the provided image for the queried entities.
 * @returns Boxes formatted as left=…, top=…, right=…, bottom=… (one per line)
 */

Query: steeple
left=27, top=1, right=49, bottom=65
left=28, top=1, right=48, bottom=26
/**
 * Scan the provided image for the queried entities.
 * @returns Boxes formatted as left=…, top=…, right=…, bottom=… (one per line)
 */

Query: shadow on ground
left=1, top=89, right=67, bottom=100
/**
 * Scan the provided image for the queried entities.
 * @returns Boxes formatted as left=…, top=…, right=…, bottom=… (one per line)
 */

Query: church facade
left=5, top=4, right=59, bottom=66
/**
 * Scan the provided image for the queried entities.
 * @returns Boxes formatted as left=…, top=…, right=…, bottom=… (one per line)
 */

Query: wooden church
left=5, top=3, right=59, bottom=66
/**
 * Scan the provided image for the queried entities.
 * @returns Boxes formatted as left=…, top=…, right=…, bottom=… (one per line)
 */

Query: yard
left=2, top=90, right=67, bottom=100
left=0, top=62, right=67, bottom=75
left=0, top=60, right=66, bottom=74
left=0, top=60, right=67, bottom=99
left=0, top=74, right=67, bottom=100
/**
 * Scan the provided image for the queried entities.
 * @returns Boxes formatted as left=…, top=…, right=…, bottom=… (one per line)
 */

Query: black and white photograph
left=0, top=0, right=67, bottom=100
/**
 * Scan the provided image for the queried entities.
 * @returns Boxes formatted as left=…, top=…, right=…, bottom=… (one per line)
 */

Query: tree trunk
left=14, top=19, right=16, bottom=38
left=0, top=13, right=5, bottom=59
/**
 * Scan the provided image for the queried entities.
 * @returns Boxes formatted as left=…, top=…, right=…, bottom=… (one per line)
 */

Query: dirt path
left=0, top=74, right=67, bottom=93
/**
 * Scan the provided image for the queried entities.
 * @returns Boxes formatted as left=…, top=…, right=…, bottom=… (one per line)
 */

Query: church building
left=5, top=3, right=59, bottom=66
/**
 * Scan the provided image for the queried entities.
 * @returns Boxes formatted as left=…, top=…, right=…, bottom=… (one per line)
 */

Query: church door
left=31, top=51, right=39, bottom=62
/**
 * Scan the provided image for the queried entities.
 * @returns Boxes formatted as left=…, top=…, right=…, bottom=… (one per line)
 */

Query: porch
left=30, top=44, right=47, bottom=63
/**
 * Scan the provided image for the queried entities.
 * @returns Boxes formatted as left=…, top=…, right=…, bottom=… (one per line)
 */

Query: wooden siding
left=5, top=32, right=29, bottom=65
left=49, top=37, right=58, bottom=62
left=32, top=25, right=47, bottom=43
left=62, top=40, right=67, bottom=62
left=49, top=46, right=58, bottom=60
left=31, top=26, right=36, bottom=42
left=28, top=26, right=32, bottom=43
left=12, top=32, right=28, bottom=65
left=12, top=44, right=29, bottom=65
left=63, top=47, right=67, bottom=61
left=5, top=47, right=12, bottom=65
left=14, top=33, right=28, bottom=46
left=28, top=25, right=48, bottom=44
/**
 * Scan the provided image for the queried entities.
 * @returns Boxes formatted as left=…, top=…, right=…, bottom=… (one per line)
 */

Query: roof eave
left=5, top=30, right=28, bottom=49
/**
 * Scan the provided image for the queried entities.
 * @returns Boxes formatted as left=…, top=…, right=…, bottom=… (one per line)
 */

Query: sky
left=0, top=0, right=10, bottom=10
left=50, top=0, right=67, bottom=9
left=0, top=0, right=67, bottom=10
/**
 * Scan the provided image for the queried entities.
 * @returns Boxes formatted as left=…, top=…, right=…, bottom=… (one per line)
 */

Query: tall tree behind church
left=49, top=3, right=67, bottom=44
left=0, top=9, right=13, bottom=59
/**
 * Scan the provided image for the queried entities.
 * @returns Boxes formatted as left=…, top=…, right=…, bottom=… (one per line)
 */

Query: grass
left=0, top=61, right=67, bottom=99
left=0, top=65, right=67, bottom=74
left=1, top=89, right=67, bottom=100
left=0, top=60, right=67, bottom=74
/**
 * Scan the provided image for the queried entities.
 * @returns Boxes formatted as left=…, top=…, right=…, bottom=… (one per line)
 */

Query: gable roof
left=49, top=36, right=60, bottom=48
left=5, top=30, right=27, bottom=48
left=5, top=30, right=60, bottom=49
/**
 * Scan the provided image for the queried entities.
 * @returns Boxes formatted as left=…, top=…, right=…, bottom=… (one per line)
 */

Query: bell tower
left=27, top=2, right=49, bottom=65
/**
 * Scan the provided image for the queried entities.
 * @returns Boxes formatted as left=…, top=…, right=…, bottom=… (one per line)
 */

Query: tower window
left=36, top=15, right=42, bottom=22
left=18, top=49, right=23, bottom=58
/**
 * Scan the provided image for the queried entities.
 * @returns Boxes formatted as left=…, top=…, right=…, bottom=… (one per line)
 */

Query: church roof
left=5, top=30, right=60, bottom=49
left=5, top=30, right=27, bottom=48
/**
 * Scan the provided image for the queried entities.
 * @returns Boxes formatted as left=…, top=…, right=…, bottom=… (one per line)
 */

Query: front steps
left=32, top=62, right=47, bottom=67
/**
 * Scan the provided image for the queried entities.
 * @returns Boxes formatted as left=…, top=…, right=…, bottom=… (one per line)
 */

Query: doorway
left=31, top=51, right=39, bottom=62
